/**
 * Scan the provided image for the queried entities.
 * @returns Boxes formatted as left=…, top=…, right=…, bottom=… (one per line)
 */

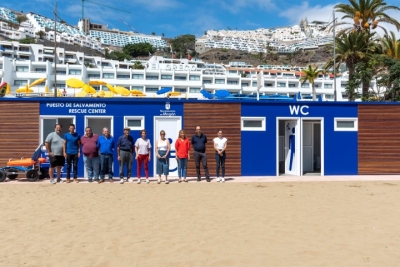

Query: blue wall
left=40, top=98, right=183, bottom=178
left=241, top=101, right=358, bottom=176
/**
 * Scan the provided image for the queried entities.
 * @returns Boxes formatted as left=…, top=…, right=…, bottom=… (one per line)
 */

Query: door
left=302, top=122, right=313, bottom=172
left=154, top=116, right=182, bottom=176
left=284, top=120, right=300, bottom=175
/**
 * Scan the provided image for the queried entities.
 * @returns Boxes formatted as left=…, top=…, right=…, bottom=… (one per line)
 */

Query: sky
left=3, top=0, right=400, bottom=38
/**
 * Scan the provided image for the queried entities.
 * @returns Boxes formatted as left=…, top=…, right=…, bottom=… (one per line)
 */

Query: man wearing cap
left=117, top=127, right=134, bottom=184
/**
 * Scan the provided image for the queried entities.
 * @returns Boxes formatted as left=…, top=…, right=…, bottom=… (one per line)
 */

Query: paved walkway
left=2, top=175, right=400, bottom=184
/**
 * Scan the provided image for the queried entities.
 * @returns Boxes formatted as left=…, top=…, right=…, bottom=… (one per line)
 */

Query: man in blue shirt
left=63, top=123, right=81, bottom=183
left=191, top=125, right=210, bottom=182
left=97, top=127, right=115, bottom=183
left=117, top=127, right=134, bottom=183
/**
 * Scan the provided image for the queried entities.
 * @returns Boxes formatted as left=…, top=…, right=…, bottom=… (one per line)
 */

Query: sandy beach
left=1, top=179, right=400, bottom=267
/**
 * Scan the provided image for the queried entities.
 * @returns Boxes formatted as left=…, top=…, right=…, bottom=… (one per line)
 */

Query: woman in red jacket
left=175, top=130, right=191, bottom=182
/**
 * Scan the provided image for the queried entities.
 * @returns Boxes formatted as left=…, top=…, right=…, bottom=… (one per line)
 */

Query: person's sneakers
left=98, top=179, right=104, bottom=184
left=66, top=179, right=71, bottom=183
left=120, top=178, right=124, bottom=184
left=216, top=177, right=220, bottom=182
left=197, top=178, right=201, bottom=182
left=221, top=178, right=225, bottom=183
left=50, top=179, right=56, bottom=184
left=109, top=179, right=114, bottom=183
left=146, top=179, right=150, bottom=184
left=206, top=178, right=211, bottom=182
left=57, top=178, right=64, bottom=183
left=88, top=179, right=93, bottom=183
left=165, top=180, right=169, bottom=184
left=126, top=178, right=130, bottom=183
left=137, top=179, right=141, bottom=184
left=73, top=178, right=79, bottom=183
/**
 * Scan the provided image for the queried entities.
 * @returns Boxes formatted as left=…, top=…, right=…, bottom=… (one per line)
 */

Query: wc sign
left=289, top=105, right=309, bottom=115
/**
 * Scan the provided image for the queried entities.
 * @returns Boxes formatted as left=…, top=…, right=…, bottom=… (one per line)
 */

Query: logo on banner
left=165, top=102, right=170, bottom=110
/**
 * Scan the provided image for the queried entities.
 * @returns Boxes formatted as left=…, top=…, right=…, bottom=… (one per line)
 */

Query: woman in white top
left=135, top=129, right=152, bottom=184
left=213, top=129, right=228, bottom=182
left=155, top=130, right=171, bottom=184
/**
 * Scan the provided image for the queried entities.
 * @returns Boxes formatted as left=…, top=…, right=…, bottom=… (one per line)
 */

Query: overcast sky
left=3, top=0, right=400, bottom=37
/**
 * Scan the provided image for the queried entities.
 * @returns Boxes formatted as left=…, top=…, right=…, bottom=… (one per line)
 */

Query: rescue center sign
left=45, top=102, right=107, bottom=114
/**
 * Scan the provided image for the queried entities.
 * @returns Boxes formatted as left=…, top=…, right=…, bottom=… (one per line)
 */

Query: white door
left=302, top=122, right=313, bottom=172
left=154, top=116, right=182, bottom=177
left=284, top=120, right=300, bottom=175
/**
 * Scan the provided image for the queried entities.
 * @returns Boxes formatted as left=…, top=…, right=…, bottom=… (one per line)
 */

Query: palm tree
left=300, top=65, right=321, bottom=100
left=381, top=31, right=400, bottom=59
left=16, top=15, right=27, bottom=25
left=36, top=30, right=45, bottom=39
left=335, top=0, right=400, bottom=34
left=325, top=31, right=377, bottom=100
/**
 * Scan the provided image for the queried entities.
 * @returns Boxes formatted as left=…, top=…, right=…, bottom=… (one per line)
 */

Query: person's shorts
left=49, top=155, right=65, bottom=167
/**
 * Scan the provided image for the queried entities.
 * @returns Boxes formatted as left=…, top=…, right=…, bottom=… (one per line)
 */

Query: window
left=241, top=117, right=266, bottom=131
left=175, top=76, right=186, bottom=81
left=56, top=70, right=66, bottom=75
left=264, top=83, right=273, bottom=87
left=252, top=82, right=257, bottom=87
left=161, top=75, right=172, bottom=80
left=175, top=88, right=186, bottom=93
left=125, top=116, right=144, bottom=130
left=88, top=74, right=100, bottom=78
left=146, top=87, right=158, bottom=93
left=215, top=79, right=225, bottom=84
left=227, top=80, right=238, bottom=85
left=36, top=68, right=46, bottom=73
left=324, top=84, right=333, bottom=88
left=242, top=83, right=249, bottom=87
left=301, top=83, right=309, bottom=88
left=189, top=88, right=201, bottom=93
left=146, top=75, right=159, bottom=80
left=103, top=73, right=114, bottom=78
left=341, top=84, right=347, bottom=88
left=288, top=84, right=296, bottom=88
left=278, top=82, right=286, bottom=87
left=334, top=118, right=358, bottom=131
left=132, top=74, right=143, bottom=79
left=189, top=75, right=200, bottom=80
left=117, top=75, right=130, bottom=79
left=16, top=66, right=28, bottom=72
left=203, top=80, right=212, bottom=84
left=69, top=69, right=81, bottom=75
left=14, top=80, right=28, bottom=86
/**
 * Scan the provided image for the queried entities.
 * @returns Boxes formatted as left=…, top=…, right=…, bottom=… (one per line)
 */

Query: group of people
left=44, top=124, right=228, bottom=184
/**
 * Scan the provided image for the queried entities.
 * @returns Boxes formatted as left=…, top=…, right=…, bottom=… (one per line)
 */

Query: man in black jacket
left=191, top=125, right=210, bottom=182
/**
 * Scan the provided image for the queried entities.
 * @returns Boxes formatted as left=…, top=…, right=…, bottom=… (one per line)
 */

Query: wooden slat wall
left=359, top=105, right=400, bottom=174
left=0, top=102, right=40, bottom=165
left=183, top=103, right=241, bottom=177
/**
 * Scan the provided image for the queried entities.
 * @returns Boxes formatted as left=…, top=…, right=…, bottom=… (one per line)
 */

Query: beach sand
left=1, top=180, right=400, bottom=267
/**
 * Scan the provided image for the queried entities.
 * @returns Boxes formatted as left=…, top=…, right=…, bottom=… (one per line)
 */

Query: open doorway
left=277, top=118, right=300, bottom=176
left=40, top=116, right=75, bottom=144
left=302, top=119, right=323, bottom=176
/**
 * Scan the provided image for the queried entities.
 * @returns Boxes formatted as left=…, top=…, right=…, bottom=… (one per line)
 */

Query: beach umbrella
left=96, top=90, right=105, bottom=97
left=29, top=77, right=46, bottom=87
left=156, top=87, right=172, bottom=95
left=6, top=83, right=10, bottom=95
left=130, top=89, right=143, bottom=94
left=214, top=90, right=230, bottom=99
left=200, top=89, right=214, bottom=99
left=89, top=80, right=107, bottom=85
left=66, top=78, right=86, bottom=88
left=114, top=86, right=130, bottom=96
left=167, top=92, right=181, bottom=97
left=82, top=84, right=97, bottom=94
left=45, top=85, right=49, bottom=94
left=75, top=89, right=88, bottom=97
left=16, top=84, right=34, bottom=93
left=105, top=83, right=118, bottom=94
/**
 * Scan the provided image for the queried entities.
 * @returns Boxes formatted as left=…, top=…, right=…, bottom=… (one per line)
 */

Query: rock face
left=197, top=46, right=333, bottom=67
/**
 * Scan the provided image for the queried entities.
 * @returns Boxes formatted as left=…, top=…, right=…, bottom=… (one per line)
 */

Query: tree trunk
left=312, top=84, right=316, bottom=100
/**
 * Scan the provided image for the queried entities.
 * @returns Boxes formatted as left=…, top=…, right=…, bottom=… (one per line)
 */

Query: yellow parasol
left=105, top=83, right=118, bottom=94
left=6, top=83, right=11, bottom=95
left=114, top=86, right=130, bottom=96
left=75, top=89, right=88, bottom=97
left=89, top=80, right=107, bottom=85
left=82, top=84, right=96, bottom=94
left=130, top=89, right=143, bottom=95
left=66, top=78, right=86, bottom=88
left=29, top=77, right=46, bottom=87
left=131, top=93, right=146, bottom=97
left=167, top=92, right=181, bottom=97
left=45, top=85, right=49, bottom=94
left=16, top=84, right=34, bottom=93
